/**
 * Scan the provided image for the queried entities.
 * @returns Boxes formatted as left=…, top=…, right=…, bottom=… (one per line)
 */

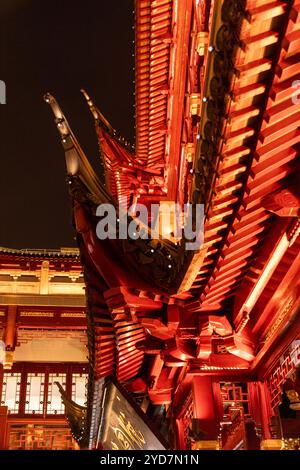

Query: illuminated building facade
left=45, top=0, right=300, bottom=451
left=0, top=247, right=88, bottom=450
left=2, top=0, right=300, bottom=451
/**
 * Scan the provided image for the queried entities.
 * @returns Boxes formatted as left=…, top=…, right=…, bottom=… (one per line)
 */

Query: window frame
left=0, top=362, right=88, bottom=419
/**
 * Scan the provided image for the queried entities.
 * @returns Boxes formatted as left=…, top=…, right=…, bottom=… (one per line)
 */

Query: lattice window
left=25, top=373, right=45, bottom=414
left=8, top=424, right=76, bottom=450
left=220, top=382, right=249, bottom=416
left=268, top=340, right=300, bottom=408
left=47, top=373, right=66, bottom=414
left=71, top=373, right=88, bottom=406
left=1, top=372, right=21, bottom=414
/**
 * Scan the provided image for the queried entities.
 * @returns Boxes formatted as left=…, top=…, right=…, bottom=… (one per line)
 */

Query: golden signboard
left=97, top=379, right=167, bottom=450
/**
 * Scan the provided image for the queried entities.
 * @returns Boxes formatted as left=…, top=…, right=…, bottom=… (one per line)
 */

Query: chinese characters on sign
left=98, top=380, right=166, bottom=450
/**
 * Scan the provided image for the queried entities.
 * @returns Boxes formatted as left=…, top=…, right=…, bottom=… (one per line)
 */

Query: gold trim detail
left=20, top=311, right=54, bottom=317
left=260, top=439, right=284, bottom=450
left=61, top=312, right=86, bottom=318
left=192, top=440, right=219, bottom=450
left=264, top=299, right=294, bottom=343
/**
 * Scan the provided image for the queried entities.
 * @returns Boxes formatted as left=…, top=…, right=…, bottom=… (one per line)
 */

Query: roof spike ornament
left=80, top=88, right=134, bottom=154
left=81, top=88, right=114, bottom=134
left=43, top=93, right=74, bottom=151
left=44, top=92, right=111, bottom=204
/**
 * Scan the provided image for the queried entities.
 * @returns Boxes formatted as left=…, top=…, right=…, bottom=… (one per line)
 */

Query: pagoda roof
left=0, top=246, right=80, bottom=260
left=44, top=0, right=300, bottom=448
left=45, top=0, right=300, bottom=322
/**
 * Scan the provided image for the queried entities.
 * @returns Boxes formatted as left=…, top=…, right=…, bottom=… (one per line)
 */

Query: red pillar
left=175, top=418, right=186, bottom=450
left=192, top=376, right=219, bottom=448
left=258, top=381, right=283, bottom=450
left=3, top=305, right=18, bottom=369
left=248, top=382, right=262, bottom=435
left=4, top=305, right=17, bottom=350
left=0, top=406, right=8, bottom=449
left=258, top=381, right=276, bottom=440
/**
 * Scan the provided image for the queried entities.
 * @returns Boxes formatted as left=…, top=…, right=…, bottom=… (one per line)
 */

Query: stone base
left=260, top=439, right=283, bottom=450
left=192, top=440, right=219, bottom=450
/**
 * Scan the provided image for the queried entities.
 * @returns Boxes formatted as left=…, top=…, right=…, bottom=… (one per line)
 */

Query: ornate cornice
left=263, top=298, right=294, bottom=345
left=192, top=0, right=247, bottom=210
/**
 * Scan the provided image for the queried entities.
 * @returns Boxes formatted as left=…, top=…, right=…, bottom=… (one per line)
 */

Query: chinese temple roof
left=0, top=246, right=80, bottom=260
left=44, top=0, right=300, bottom=448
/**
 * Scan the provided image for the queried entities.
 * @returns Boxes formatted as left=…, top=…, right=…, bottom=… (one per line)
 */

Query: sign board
left=97, top=378, right=167, bottom=450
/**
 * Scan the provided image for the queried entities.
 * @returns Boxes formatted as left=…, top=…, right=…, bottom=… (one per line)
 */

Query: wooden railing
left=221, top=407, right=246, bottom=450
left=220, top=407, right=260, bottom=450
left=6, top=423, right=77, bottom=450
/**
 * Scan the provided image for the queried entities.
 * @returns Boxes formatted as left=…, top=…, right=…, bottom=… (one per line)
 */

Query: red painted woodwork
left=0, top=406, right=8, bottom=449
left=42, top=0, right=300, bottom=450
left=4, top=305, right=17, bottom=352
left=192, top=376, right=219, bottom=440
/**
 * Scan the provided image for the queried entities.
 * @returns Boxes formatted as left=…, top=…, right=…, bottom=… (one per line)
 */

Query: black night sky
left=0, top=0, right=134, bottom=249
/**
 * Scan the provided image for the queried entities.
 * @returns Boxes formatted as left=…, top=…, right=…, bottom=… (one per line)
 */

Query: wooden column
left=248, top=381, right=263, bottom=438
left=191, top=376, right=219, bottom=449
left=4, top=305, right=17, bottom=350
left=4, top=305, right=17, bottom=369
left=257, top=381, right=276, bottom=441
left=0, top=406, right=8, bottom=449
left=39, top=260, right=50, bottom=294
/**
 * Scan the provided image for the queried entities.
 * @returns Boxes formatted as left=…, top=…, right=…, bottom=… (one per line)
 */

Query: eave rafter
left=185, top=0, right=300, bottom=311
left=135, top=0, right=173, bottom=170
left=44, top=93, right=193, bottom=296
left=81, top=90, right=167, bottom=205
left=44, top=2, right=300, bottom=440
